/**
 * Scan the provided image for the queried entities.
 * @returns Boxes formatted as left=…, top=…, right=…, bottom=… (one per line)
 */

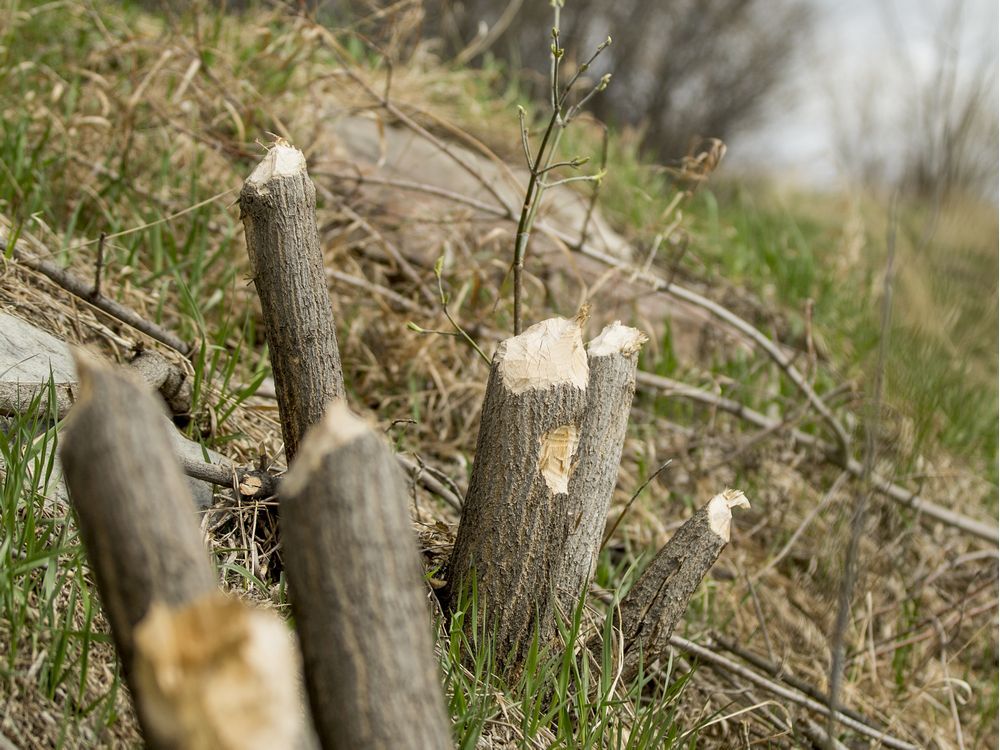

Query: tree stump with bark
left=239, top=141, right=345, bottom=462
left=445, top=314, right=590, bottom=671
left=557, top=321, right=646, bottom=613
left=280, top=400, right=452, bottom=750
left=607, top=488, right=751, bottom=683
left=59, top=353, right=304, bottom=750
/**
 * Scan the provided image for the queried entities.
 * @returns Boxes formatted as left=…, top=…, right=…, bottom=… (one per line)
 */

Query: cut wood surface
left=59, top=353, right=307, bottom=750
left=239, top=142, right=345, bottom=462
left=446, top=315, right=589, bottom=671
left=557, top=321, right=646, bottom=613
left=610, top=489, right=750, bottom=683
left=280, top=401, right=451, bottom=750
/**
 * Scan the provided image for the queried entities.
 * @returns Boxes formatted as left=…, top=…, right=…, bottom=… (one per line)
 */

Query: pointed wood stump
left=557, top=322, right=646, bottom=613
left=239, top=142, right=345, bottom=462
left=608, top=489, right=750, bottom=683
left=280, top=401, right=451, bottom=750
left=59, top=353, right=304, bottom=750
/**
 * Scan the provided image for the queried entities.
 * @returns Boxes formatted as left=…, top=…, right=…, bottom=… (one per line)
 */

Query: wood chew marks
left=239, top=141, right=345, bottom=462
left=446, top=315, right=589, bottom=673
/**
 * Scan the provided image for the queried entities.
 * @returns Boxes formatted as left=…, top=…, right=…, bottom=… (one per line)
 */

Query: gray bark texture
left=556, top=322, right=646, bottom=614
left=446, top=316, right=589, bottom=673
left=59, top=354, right=311, bottom=750
left=239, top=143, right=345, bottom=462
left=58, top=354, right=219, bottom=746
left=610, top=489, right=749, bottom=683
left=127, top=349, right=192, bottom=416
left=280, top=401, right=452, bottom=750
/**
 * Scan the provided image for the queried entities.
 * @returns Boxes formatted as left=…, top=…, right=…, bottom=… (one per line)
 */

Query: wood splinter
left=607, top=488, right=751, bottom=683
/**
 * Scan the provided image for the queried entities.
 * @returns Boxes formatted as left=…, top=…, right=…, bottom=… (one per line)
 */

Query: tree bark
left=280, top=400, right=451, bottom=750
left=445, top=315, right=589, bottom=673
left=59, top=353, right=305, bottom=750
left=557, top=322, right=646, bottom=613
left=127, top=348, right=192, bottom=416
left=239, top=142, right=345, bottom=462
left=606, top=489, right=750, bottom=684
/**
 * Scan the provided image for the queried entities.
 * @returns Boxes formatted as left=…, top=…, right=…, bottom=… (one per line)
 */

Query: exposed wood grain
left=446, top=316, right=589, bottom=672
left=59, top=353, right=306, bottom=750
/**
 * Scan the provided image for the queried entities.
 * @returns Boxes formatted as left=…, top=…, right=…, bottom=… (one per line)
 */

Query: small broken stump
left=604, top=488, right=750, bottom=684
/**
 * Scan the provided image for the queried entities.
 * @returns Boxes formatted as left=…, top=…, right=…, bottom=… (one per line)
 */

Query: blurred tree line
left=424, top=0, right=813, bottom=165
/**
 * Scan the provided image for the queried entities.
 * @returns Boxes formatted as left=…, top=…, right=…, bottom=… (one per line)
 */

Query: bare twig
left=396, top=454, right=463, bottom=512
left=636, top=371, right=998, bottom=544
left=93, top=232, right=106, bottom=298
left=312, top=25, right=512, bottom=214
left=828, top=194, right=897, bottom=742
left=575, top=124, right=608, bottom=252
left=601, top=459, right=672, bottom=548
left=330, top=200, right=438, bottom=307
left=672, top=635, right=919, bottom=750
left=712, top=635, right=882, bottom=731
left=1, top=226, right=192, bottom=355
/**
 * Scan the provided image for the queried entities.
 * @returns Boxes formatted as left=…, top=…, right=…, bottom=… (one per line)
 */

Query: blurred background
left=317, top=0, right=999, bottom=200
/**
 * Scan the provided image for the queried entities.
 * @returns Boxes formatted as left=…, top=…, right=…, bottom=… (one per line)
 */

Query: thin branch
left=1, top=226, right=192, bottom=355
left=315, top=170, right=505, bottom=217
left=181, top=452, right=463, bottom=513
left=575, top=124, right=608, bottom=252
left=635, top=371, right=998, bottom=544
left=601, top=459, right=672, bottom=548
left=312, top=25, right=512, bottom=214
left=828, top=193, right=897, bottom=741
left=93, top=232, right=106, bottom=297
left=672, top=635, right=919, bottom=750
left=179, top=456, right=278, bottom=500
left=335, top=201, right=438, bottom=307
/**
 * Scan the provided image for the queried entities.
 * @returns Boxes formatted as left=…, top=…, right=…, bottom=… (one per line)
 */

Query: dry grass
left=0, top=2, right=996, bottom=748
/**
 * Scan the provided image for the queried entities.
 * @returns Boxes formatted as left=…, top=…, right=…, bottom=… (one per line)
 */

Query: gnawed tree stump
left=446, top=315, right=589, bottom=672
left=239, top=141, right=345, bottom=462
left=280, top=401, right=451, bottom=750
left=557, top=321, right=646, bottom=613
left=59, top=354, right=305, bottom=750
left=608, top=489, right=750, bottom=683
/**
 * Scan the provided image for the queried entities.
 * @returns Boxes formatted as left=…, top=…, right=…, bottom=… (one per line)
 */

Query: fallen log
left=557, top=321, right=646, bottom=613
left=280, top=400, right=451, bottom=750
left=239, top=141, right=345, bottom=462
left=446, top=315, right=589, bottom=672
left=59, top=353, right=304, bottom=750
left=606, top=489, right=750, bottom=684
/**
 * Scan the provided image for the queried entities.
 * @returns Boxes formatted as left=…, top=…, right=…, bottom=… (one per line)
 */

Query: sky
left=726, top=0, right=999, bottom=191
